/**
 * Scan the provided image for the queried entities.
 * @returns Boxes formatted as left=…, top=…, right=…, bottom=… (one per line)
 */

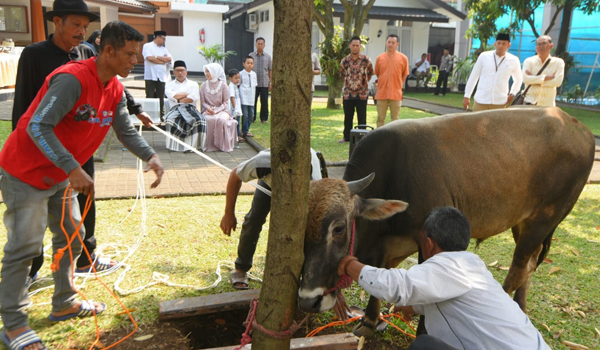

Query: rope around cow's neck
left=323, top=220, right=356, bottom=296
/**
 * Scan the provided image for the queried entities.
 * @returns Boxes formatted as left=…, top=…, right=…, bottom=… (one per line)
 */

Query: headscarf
left=204, top=63, right=226, bottom=83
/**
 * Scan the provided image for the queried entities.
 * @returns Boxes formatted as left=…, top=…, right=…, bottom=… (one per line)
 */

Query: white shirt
left=239, top=69, right=257, bottom=106
left=229, top=82, right=243, bottom=116
left=142, top=41, right=172, bottom=82
left=464, top=50, right=523, bottom=105
left=416, top=59, right=430, bottom=73
left=165, top=78, right=199, bottom=109
left=359, top=251, right=551, bottom=350
left=236, top=148, right=322, bottom=187
left=522, top=55, right=565, bottom=106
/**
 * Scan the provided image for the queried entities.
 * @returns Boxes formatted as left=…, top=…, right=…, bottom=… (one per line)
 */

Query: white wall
left=166, top=10, right=223, bottom=73
left=0, top=0, right=32, bottom=43
left=411, top=22, right=430, bottom=65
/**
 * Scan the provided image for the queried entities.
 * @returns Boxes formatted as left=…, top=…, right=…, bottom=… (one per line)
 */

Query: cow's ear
left=354, top=197, right=408, bottom=220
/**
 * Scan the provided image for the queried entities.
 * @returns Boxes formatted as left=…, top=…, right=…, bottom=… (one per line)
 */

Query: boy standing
left=228, top=69, right=244, bottom=143
left=239, top=56, right=257, bottom=139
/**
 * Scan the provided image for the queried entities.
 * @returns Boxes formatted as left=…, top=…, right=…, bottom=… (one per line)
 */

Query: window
left=260, top=10, right=269, bottom=23
left=160, top=17, right=182, bottom=37
left=0, top=6, right=29, bottom=33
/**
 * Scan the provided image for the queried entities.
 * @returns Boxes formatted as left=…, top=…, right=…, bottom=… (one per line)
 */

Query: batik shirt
left=340, top=53, right=374, bottom=100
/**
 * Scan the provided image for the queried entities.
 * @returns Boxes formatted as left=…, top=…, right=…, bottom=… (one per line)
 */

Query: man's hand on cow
left=463, top=97, right=470, bottom=111
left=145, top=154, right=164, bottom=188
left=69, top=166, right=94, bottom=196
left=220, top=213, right=237, bottom=236
left=337, top=255, right=359, bottom=276
left=333, top=291, right=351, bottom=321
left=136, top=112, right=153, bottom=127
left=395, top=305, right=416, bottom=320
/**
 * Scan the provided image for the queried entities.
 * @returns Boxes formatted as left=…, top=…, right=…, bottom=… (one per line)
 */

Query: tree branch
left=544, top=4, right=564, bottom=35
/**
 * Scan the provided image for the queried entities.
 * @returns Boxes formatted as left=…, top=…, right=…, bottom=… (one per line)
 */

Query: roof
left=91, top=0, right=158, bottom=12
left=332, top=4, right=450, bottom=23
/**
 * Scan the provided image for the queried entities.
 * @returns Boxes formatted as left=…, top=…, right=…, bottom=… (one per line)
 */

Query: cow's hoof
left=352, top=319, right=376, bottom=337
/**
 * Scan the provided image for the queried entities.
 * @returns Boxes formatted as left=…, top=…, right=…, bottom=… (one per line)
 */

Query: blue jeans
left=0, top=170, right=84, bottom=331
left=241, top=105, right=253, bottom=135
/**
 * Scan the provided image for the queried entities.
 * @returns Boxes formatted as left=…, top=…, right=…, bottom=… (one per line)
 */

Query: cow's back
left=344, top=107, right=595, bottom=252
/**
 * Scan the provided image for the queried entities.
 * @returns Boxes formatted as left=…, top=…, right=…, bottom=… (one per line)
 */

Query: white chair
left=128, top=97, right=165, bottom=125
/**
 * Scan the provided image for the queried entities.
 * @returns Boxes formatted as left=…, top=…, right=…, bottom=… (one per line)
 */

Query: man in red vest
left=0, top=21, right=163, bottom=350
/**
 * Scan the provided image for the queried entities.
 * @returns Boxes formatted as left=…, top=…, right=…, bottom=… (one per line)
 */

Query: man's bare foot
left=50, top=300, right=105, bottom=318
left=4, top=327, right=44, bottom=350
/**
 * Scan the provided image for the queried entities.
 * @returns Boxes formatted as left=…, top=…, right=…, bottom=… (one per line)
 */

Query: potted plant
left=198, top=44, right=236, bottom=65
left=453, top=57, right=475, bottom=92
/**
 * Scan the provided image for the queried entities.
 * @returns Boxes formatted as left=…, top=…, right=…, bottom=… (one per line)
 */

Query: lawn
left=0, top=121, right=11, bottom=150
left=248, top=102, right=436, bottom=163
left=0, top=185, right=598, bottom=349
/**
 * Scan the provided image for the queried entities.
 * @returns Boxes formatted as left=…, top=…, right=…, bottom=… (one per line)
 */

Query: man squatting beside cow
left=0, top=21, right=164, bottom=350
left=338, top=206, right=551, bottom=350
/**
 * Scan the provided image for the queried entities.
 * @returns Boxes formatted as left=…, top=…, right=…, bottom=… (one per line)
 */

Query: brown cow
left=298, top=107, right=595, bottom=337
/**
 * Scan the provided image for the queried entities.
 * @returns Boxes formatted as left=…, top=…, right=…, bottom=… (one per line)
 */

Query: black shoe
left=432, top=93, right=438, bottom=96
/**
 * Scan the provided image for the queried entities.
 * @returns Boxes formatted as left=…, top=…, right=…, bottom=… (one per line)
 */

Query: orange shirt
left=374, top=51, right=409, bottom=101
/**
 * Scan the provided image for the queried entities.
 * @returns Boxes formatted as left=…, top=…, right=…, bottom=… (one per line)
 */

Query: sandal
left=1, top=329, right=46, bottom=350
left=238, top=137, right=245, bottom=143
left=48, top=300, right=107, bottom=322
left=244, top=132, right=254, bottom=138
left=230, top=271, right=249, bottom=290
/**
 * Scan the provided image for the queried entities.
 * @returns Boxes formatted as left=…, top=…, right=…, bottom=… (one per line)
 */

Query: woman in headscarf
left=86, top=30, right=101, bottom=55
left=201, top=63, right=238, bottom=152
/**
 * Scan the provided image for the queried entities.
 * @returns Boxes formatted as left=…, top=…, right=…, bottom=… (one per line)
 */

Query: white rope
left=150, top=123, right=272, bottom=197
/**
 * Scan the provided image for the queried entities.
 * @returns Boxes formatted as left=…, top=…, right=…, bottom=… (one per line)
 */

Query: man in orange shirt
left=374, top=34, right=409, bottom=128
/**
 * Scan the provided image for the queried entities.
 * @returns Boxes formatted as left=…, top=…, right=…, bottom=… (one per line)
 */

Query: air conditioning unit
left=246, top=13, right=259, bottom=32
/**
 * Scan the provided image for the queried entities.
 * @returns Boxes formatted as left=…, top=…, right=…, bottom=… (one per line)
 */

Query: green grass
left=1, top=184, right=598, bottom=349
left=0, top=121, right=11, bottom=150
left=250, top=102, right=436, bottom=162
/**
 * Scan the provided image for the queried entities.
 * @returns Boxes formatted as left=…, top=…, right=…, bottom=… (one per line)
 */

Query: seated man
left=164, top=60, right=206, bottom=152
left=414, top=53, right=432, bottom=88
left=0, top=21, right=163, bottom=350
left=220, top=148, right=323, bottom=289
left=337, top=206, right=551, bottom=350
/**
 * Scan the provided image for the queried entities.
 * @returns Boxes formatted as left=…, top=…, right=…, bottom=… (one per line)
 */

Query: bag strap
left=522, top=58, right=552, bottom=97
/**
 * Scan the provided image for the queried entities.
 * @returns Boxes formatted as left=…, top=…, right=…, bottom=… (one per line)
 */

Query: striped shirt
left=249, top=51, right=272, bottom=87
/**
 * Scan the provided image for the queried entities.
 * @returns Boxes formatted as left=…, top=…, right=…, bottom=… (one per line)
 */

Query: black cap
left=44, top=0, right=100, bottom=22
left=496, top=33, right=511, bottom=42
left=154, top=31, right=167, bottom=37
left=173, top=60, right=186, bottom=69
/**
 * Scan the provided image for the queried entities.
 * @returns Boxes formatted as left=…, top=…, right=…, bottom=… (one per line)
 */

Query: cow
left=298, top=107, right=595, bottom=337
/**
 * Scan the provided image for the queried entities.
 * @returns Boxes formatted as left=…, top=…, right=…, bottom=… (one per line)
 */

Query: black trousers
left=254, top=87, right=269, bottom=122
left=342, top=99, right=368, bottom=141
left=145, top=80, right=166, bottom=118
left=235, top=180, right=271, bottom=272
left=29, top=157, right=98, bottom=277
left=434, top=70, right=449, bottom=95
left=407, top=335, right=461, bottom=350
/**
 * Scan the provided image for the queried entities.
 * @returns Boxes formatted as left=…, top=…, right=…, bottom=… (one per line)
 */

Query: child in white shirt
left=239, top=56, right=257, bottom=138
left=228, top=69, right=244, bottom=142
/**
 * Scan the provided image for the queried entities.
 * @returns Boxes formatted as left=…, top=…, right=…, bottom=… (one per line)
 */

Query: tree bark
left=555, top=0, right=573, bottom=56
left=252, top=0, right=313, bottom=349
left=327, top=76, right=344, bottom=109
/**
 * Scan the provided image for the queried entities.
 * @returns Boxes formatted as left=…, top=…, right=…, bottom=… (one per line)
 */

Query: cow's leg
left=353, top=296, right=380, bottom=337
left=503, top=224, right=555, bottom=312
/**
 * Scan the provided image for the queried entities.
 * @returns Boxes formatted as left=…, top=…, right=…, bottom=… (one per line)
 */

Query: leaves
left=548, top=267, right=561, bottom=275
left=487, top=260, right=498, bottom=267
left=561, top=340, right=589, bottom=349
left=134, top=334, right=154, bottom=341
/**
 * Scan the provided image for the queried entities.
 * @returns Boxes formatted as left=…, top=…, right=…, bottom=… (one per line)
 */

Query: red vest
left=0, top=58, right=124, bottom=189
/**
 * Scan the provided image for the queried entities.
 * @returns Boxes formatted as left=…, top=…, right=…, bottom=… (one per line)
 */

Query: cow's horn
left=347, top=173, right=375, bottom=196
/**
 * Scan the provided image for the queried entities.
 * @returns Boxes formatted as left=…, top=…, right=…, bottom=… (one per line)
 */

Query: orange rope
left=52, top=185, right=138, bottom=349
left=306, top=313, right=416, bottom=339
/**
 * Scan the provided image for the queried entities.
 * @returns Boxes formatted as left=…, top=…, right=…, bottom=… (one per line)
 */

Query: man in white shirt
left=338, top=206, right=551, bottom=350
left=143, top=30, right=172, bottom=120
left=463, top=33, right=523, bottom=112
left=414, top=53, right=432, bottom=89
left=522, top=35, right=565, bottom=106
left=164, top=60, right=206, bottom=152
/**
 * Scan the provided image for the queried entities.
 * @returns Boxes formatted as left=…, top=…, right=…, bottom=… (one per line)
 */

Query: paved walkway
left=0, top=80, right=598, bottom=200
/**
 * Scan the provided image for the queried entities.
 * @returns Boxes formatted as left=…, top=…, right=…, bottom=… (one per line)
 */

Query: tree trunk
left=327, top=75, right=344, bottom=109
left=252, top=0, right=313, bottom=349
left=555, top=0, right=573, bottom=56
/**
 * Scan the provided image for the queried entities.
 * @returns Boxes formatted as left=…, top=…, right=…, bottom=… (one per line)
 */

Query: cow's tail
left=536, top=228, right=556, bottom=269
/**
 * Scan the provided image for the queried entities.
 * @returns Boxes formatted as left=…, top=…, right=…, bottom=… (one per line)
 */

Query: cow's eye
left=332, top=226, right=345, bottom=236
